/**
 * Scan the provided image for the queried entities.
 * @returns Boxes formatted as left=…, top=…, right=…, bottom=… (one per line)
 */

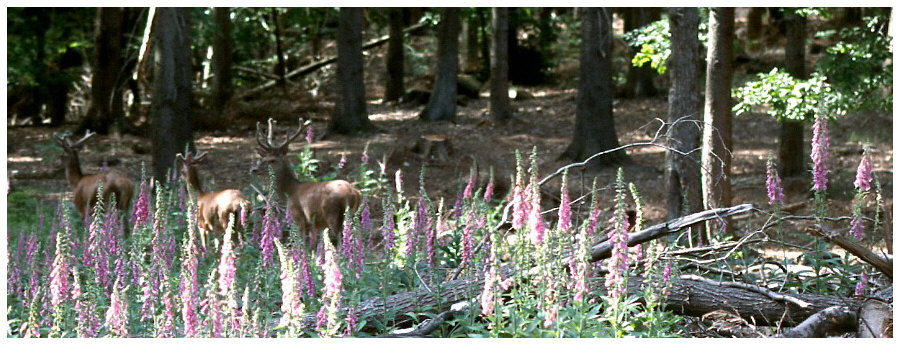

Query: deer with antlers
left=252, top=118, right=361, bottom=253
left=177, top=151, right=251, bottom=247
left=54, top=131, right=134, bottom=234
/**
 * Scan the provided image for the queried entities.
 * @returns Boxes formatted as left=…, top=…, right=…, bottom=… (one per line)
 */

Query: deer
left=176, top=151, right=251, bottom=248
left=251, top=118, right=361, bottom=254
left=54, top=131, right=134, bottom=235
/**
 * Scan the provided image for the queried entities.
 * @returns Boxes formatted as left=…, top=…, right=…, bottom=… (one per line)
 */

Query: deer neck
left=271, top=159, right=301, bottom=196
left=63, top=152, right=84, bottom=188
left=185, top=166, right=206, bottom=195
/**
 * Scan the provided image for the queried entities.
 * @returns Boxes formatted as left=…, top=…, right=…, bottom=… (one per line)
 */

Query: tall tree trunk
left=665, top=8, right=704, bottom=244
left=419, top=8, right=460, bottom=122
left=747, top=7, right=765, bottom=41
left=559, top=8, right=627, bottom=170
left=623, top=8, right=660, bottom=98
left=80, top=7, right=127, bottom=135
left=271, top=8, right=287, bottom=92
left=490, top=7, right=511, bottom=123
left=779, top=9, right=807, bottom=179
left=702, top=8, right=735, bottom=235
left=384, top=8, right=405, bottom=103
left=329, top=7, right=375, bottom=135
left=210, top=7, right=233, bottom=114
left=463, top=15, right=480, bottom=73
left=478, top=8, right=491, bottom=81
left=151, top=8, right=195, bottom=181
left=537, top=8, right=555, bottom=57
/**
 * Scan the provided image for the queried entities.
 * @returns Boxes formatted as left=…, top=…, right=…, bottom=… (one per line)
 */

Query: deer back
left=289, top=180, right=361, bottom=231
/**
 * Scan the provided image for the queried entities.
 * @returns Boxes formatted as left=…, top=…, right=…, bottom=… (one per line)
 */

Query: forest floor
left=6, top=82, right=893, bottom=257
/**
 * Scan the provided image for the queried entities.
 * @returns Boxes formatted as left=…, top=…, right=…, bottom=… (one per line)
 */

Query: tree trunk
left=151, top=8, right=195, bottom=181
left=271, top=8, right=287, bottom=92
left=80, top=7, right=127, bottom=135
left=623, top=8, right=660, bottom=98
left=478, top=8, right=491, bottom=81
left=490, top=7, right=511, bottom=123
left=701, top=8, right=735, bottom=236
left=779, top=9, right=807, bottom=178
left=537, top=8, right=555, bottom=58
left=210, top=7, right=234, bottom=114
left=560, top=8, right=627, bottom=170
left=747, top=7, right=765, bottom=41
left=666, top=7, right=704, bottom=244
left=329, top=7, right=375, bottom=135
left=384, top=8, right=405, bottom=103
left=463, top=15, right=480, bottom=72
left=419, top=8, right=460, bottom=122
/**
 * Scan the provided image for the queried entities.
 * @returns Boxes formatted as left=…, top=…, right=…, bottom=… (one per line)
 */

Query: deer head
left=176, top=151, right=208, bottom=193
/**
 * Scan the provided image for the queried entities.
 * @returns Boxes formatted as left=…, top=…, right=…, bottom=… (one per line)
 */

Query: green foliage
left=6, top=8, right=94, bottom=87
left=624, top=20, right=671, bottom=75
left=815, top=16, right=893, bottom=113
left=732, top=68, right=838, bottom=121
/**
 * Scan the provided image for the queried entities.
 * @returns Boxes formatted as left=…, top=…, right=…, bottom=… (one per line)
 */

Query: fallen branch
left=679, top=274, right=811, bottom=309
left=379, top=301, right=471, bottom=338
left=240, top=22, right=426, bottom=98
left=778, top=306, right=857, bottom=338
left=805, top=226, right=893, bottom=280
left=590, top=203, right=754, bottom=262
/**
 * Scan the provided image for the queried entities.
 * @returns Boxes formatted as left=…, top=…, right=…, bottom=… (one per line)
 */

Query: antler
left=255, top=118, right=310, bottom=152
left=176, top=151, right=208, bottom=164
left=55, top=130, right=96, bottom=150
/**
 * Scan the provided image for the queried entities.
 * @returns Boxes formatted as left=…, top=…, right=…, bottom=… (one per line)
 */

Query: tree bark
left=384, top=8, right=405, bottom=103
left=210, top=7, right=234, bottom=114
left=419, top=8, right=461, bottom=122
left=271, top=8, right=287, bottom=92
left=151, top=8, right=195, bottom=181
left=665, top=7, right=705, bottom=244
left=560, top=8, right=627, bottom=170
left=463, top=14, right=480, bottom=73
left=747, top=7, right=765, bottom=41
left=779, top=9, right=807, bottom=178
left=490, top=7, right=511, bottom=123
left=80, top=7, right=127, bottom=135
left=329, top=7, right=376, bottom=135
left=701, top=8, right=735, bottom=235
left=779, top=306, right=858, bottom=337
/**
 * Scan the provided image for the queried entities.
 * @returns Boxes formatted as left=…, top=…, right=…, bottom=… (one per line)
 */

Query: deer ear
left=256, top=147, right=268, bottom=157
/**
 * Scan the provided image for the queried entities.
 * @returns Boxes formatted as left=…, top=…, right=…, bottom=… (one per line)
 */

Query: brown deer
left=54, top=131, right=134, bottom=234
left=252, top=118, right=361, bottom=253
left=176, top=151, right=251, bottom=247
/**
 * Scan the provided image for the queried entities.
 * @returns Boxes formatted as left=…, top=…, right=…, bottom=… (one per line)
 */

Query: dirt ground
left=6, top=81, right=893, bottom=250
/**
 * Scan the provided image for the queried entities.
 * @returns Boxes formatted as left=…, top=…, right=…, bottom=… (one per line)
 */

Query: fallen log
left=778, top=306, right=857, bottom=337
left=240, top=22, right=426, bottom=98
left=280, top=204, right=861, bottom=334
left=285, top=272, right=860, bottom=334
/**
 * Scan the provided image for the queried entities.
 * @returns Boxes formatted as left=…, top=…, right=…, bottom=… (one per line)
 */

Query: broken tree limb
left=778, top=306, right=858, bottom=338
left=805, top=226, right=893, bottom=280
left=590, top=203, right=753, bottom=262
left=679, top=274, right=811, bottom=309
left=240, top=22, right=426, bottom=98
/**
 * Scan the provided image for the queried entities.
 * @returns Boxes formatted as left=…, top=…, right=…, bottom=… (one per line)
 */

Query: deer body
left=178, top=152, right=251, bottom=243
left=55, top=132, right=134, bottom=231
left=255, top=118, right=361, bottom=252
